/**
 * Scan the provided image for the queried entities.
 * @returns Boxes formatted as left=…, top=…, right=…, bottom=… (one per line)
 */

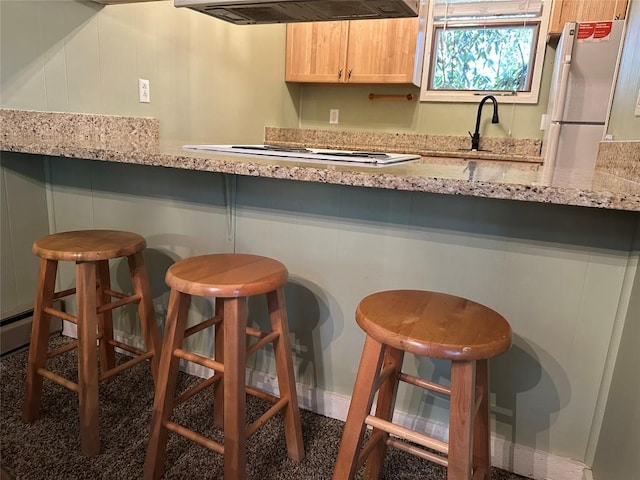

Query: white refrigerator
left=541, top=20, right=625, bottom=185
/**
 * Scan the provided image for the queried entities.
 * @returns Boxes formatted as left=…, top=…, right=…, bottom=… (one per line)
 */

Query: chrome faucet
left=469, top=95, right=499, bottom=151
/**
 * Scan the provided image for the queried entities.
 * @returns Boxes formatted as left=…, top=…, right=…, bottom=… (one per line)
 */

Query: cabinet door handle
left=338, top=69, right=342, bottom=79
left=347, top=69, right=352, bottom=80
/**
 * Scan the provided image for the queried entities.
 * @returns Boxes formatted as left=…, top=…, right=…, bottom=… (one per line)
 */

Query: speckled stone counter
left=0, top=109, right=159, bottom=153
left=596, top=141, right=640, bottom=182
left=264, top=127, right=544, bottom=162
left=1, top=109, right=639, bottom=212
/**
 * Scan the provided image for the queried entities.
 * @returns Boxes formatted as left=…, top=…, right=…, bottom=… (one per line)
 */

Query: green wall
left=0, top=0, right=300, bottom=143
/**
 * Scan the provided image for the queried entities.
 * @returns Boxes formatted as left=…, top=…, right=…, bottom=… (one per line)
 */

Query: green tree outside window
left=431, top=24, right=537, bottom=92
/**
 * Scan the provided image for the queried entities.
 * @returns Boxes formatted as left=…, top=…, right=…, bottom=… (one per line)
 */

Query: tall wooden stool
left=333, top=290, right=512, bottom=480
left=23, top=229, right=161, bottom=456
left=144, top=253, right=305, bottom=480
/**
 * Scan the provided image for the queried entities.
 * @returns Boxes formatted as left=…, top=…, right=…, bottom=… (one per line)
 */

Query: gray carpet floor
left=0, top=336, right=531, bottom=480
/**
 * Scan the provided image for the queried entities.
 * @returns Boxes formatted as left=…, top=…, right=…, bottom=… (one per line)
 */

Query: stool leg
left=473, top=359, right=491, bottom=480
left=363, top=346, right=404, bottom=480
left=128, top=251, right=161, bottom=382
left=332, top=335, right=386, bottom=480
left=76, top=261, right=101, bottom=456
left=96, top=259, right=116, bottom=376
left=222, top=297, right=248, bottom=480
left=213, top=296, right=225, bottom=429
left=267, top=287, right=305, bottom=461
left=23, top=258, right=58, bottom=423
left=448, top=360, right=475, bottom=480
left=144, top=289, right=190, bottom=480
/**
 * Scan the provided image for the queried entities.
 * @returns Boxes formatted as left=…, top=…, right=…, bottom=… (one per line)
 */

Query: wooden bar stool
left=333, top=290, right=512, bottom=480
left=144, top=253, right=305, bottom=480
left=23, top=229, right=161, bottom=456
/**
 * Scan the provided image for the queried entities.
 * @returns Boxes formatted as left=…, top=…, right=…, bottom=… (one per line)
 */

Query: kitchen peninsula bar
left=1, top=109, right=639, bottom=211
left=1, top=109, right=638, bottom=480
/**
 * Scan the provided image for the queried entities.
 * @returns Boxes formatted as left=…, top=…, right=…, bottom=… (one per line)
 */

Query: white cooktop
left=182, top=145, right=421, bottom=165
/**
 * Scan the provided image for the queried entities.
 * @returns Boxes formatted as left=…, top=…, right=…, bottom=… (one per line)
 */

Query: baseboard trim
left=1, top=305, right=61, bottom=357
left=582, top=468, right=594, bottom=480
left=62, top=328, right=588, bottom=480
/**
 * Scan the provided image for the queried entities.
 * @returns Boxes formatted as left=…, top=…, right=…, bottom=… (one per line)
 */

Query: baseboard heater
left=0, top=304, right=62, bottom=357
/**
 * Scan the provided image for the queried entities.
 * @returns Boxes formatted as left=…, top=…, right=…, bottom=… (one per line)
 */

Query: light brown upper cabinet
left=549, top=0, right=628, bottom=35
left=285, top=17, right=423, bottom=85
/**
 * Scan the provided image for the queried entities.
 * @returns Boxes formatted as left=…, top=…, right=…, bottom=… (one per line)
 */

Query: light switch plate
left=635, top=88, right=640, bottom=117
left=329, top=109, right=339, bottom=125
left=540, top=113, right=548, bottom=130
left=139, top=79, right=150, bottom=103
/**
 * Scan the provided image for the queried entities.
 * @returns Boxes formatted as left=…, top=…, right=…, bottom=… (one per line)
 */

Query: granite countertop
left=1, top=109, right=639, bottom=212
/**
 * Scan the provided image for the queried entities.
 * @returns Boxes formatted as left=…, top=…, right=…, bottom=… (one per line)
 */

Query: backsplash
left=0, top=109, right=159, bottom=154
left=265, top=127, right=542, bottom=160
left=596, top=141, right=640, bottom=183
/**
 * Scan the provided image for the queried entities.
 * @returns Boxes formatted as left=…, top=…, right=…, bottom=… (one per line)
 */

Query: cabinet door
left=285, top=21, right=348, bottom=82
left=549, top=0, right=628, bottom=35
left=345, top=18, right=419, bottom=84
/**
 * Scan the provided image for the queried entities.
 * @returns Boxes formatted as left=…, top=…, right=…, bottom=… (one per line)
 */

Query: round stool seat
left=32, top=229, right=146, bottom=262
left=335, top=290, right=512, bottom=479
left=356, top=289, right=511, bottom=360
left=166, top=253, right=288, bottom=298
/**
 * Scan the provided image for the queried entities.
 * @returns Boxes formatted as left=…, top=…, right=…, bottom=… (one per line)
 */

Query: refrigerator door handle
left=550, top=60, right=572, bottom=122
left=541, top=122, right=561, bottom=184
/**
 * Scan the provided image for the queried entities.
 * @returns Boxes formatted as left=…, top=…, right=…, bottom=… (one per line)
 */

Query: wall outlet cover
left=329, top=109, right=339, bottom=125
left=138, top=79, right=150, bottom=103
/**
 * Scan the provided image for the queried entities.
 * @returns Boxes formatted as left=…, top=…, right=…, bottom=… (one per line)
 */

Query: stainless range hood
left=174, top=0, right=419, bottom=25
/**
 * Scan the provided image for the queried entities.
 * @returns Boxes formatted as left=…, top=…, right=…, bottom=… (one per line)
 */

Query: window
left=420, top=0, right=552, bottom=103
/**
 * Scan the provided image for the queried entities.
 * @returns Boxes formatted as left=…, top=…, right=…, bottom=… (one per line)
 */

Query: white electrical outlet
left=635, top=88, right=640, bottom=117
left=329, top=109, right=339, bottom=125
left=138, top=79, right=150, bottom=103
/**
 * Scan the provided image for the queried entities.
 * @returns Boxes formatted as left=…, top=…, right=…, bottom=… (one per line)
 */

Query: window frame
left=419, top=0, right=552, bottom=104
